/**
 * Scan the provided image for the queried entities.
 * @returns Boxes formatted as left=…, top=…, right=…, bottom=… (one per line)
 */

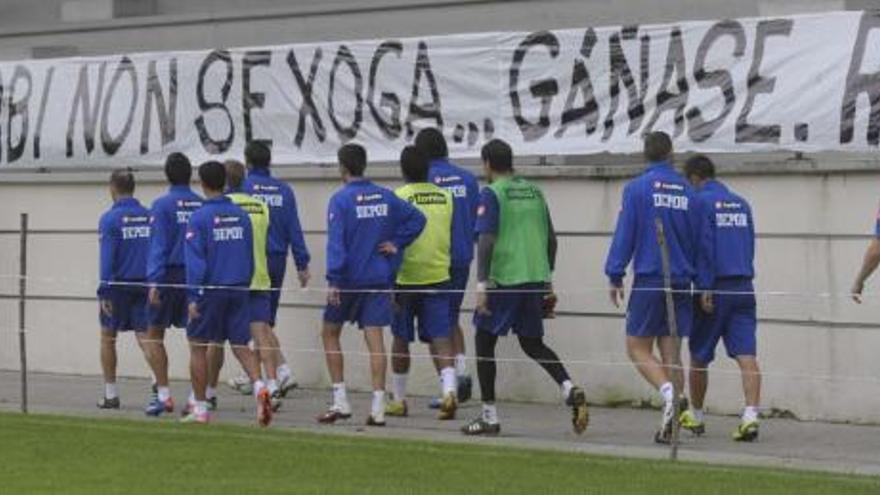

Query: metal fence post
left=18, top=213, right=28, bottom=414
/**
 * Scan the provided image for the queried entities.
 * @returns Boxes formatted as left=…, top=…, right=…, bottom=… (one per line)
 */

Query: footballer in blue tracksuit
left=243, top=142, right=311, bottom=327
left=143, top=153, right=203, bottom=417
left=97, top=170, right=152, bottom=410
left=682, top=155, right=761, bottom=442
left=183, top=161, right=272, bottom=426
left=243, top=142, right=308, bottom=394
left=417, top=128, right=479, bottom=400
left=318, top=143, right=426, bottom=427
left=604, top=132, right=698, bottom=443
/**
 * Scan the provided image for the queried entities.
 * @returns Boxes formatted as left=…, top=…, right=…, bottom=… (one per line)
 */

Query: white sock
left=561, top=380, right=574, bottom=400
left=692, top=408, right=705, bottom=423
left=482, top=403, right=498, bottom=424
left=205, top=386, right=216, bottom=400
left=188, top=390, right=196, bottom=404
left=277, top=364, right=292, bottom=380
left=371, top=390, right=386, bottom=417
left=743, top=406, right=759, bottom=423
left=455, top=353, right=468, bottom=376
left=157, top=386, right=171, bottom=402
left=391, top=373, right=408, bottom=402
left=253, top=380, right=266, bottom=396
left=659, top=382, right=674, bottom=403
left=332, top=382, right=348, bottom=408
left=104, top=383, right=118, bottom=399
left=267, top=379, right=279, bottom=395
left=440, top=367, right=457, bottom=396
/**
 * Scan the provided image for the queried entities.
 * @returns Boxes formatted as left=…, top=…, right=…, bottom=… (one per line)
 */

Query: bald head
left=224, top=159, right=246, bottom=190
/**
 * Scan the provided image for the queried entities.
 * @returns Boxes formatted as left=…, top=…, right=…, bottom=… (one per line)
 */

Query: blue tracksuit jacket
left=98, top=197, right=151, bottom=296
left=244, top=167, right=311, bottom=270
left=147, top=185, right=203, bottom=283
left=428, top=158, right=479, bottom=268
left=185, top=196, right=254, bottom=300
left=694, top=180, right=755, bottom=290
left=605, top=161, right=699, bottom=286
left=325, top=179, right=426, bottom=288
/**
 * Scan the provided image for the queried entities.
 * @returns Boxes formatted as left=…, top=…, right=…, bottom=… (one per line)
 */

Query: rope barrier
left=0, top=271, right=878, bottom=301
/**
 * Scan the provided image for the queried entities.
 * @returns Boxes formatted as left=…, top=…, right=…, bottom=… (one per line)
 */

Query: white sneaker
left=226, top=374, right=253, bottom=395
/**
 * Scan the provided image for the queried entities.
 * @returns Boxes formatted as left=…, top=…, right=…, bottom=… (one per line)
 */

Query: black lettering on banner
left=100, top=56, right=138, bottom=156
left=686, top=20, right=746, bottom=142
left=33, top=66, right=54, bottom=160
left=328, top=45, right=364, bottom=142
left=140, top=58, right=177, bottom=154
left=644, top=27, right=689, bottom=137
left=405, top=41, right=443, bottom=138
left=7, top=65, right=32, bottom=164
left=735, top=19, right=793, bottom=143
left=242, top=50, right=272, bottom=148
left=509, top=31, right=560, bottom=142
left=194, top=50, right=234, bottom=154
left=287, top=47, right=326, bottom=147
left=840, top=11, right=880, bottom=145
left=603, top=26, right=649, bottom=140
left=555, top=29, right=599, bottom=139
left=66, top=62, right=108, bottom=157
left=367, top=41, right=403, bottom=139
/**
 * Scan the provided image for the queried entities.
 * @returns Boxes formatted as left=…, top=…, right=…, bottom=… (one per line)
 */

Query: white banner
left=0, top=10, right=879, bottom=168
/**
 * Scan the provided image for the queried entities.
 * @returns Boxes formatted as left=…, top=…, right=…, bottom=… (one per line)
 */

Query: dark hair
left=224, top=159, right=246, bottom=189
left=110, top=168, right=135, bottom=195
left=414, top=128, right=448, bottom=160
left=338, top=143, right=367, bottom=177
left=245, top=141, right=271, bottom=169
left=199, top=161, right=227, bottom=191
left=399, top=146, right=429, bottom=183
left=644, top=131, right=673, bottom=163
left=481, top=139, right=513, bottom=172
left=684, top=155, right=716, bottom=180
left=165, top=152, right=192, bottom=185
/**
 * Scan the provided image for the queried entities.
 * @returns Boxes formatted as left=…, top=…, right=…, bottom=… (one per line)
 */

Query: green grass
left=1, top=413, right=877, bottom=494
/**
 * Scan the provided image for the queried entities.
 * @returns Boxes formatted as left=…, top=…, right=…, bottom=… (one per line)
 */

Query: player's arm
left=284, top=187, right=311, bottom=284
left=243, top=214, right=255, bottom=283
left=325, top=197, right=346, bottom=306
left=695, top=198, right=717, bottom=312
left=851, top=215, right=880, bottom=303
left=387, top=195, right=426, bottom=253
left=146, top=204, right=171, bottom=284
left=475, top=188, right=499, bottom=315
left=604, top=183, right=638, bottom=307
left=97, top=215, right=117, bottom=315
left=184, top=215, right=207, bottom=313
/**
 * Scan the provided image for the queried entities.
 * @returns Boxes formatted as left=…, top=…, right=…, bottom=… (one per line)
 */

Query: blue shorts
left=626, top=278, right=693, bottom=338
left=690, top=278, right=757, bottom=364
left=99, top=286, right=148, bottom=332
left=148, top=266, right=188, bottom=329
left=392, top=283, right=452, bottom=343
left=249, top=290, right=272, bottom=324
left=267, top=254, right=287, bottom=327
left=473, top=283, right=545, bottom=338
left=323, top=286, right=392, bottom=329
left=448, top=266, right=470, bottom=328
left=187, top=288, right=251, bottom=346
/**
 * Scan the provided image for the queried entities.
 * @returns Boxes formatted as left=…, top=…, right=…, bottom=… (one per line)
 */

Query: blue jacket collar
left=113, top=197, right=139, bottom=208
left=204, top=195, right=231, bottom=205
left=646, top=161, right=673, bottom=173
left=702, top=179, right=727, bottom=193
left=249, top=167, right=271, bottom=177
left=169, top=184, right=192, bottom=193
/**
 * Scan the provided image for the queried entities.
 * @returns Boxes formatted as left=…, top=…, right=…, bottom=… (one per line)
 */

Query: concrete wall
left=2, top=158, right=880, bottom=423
